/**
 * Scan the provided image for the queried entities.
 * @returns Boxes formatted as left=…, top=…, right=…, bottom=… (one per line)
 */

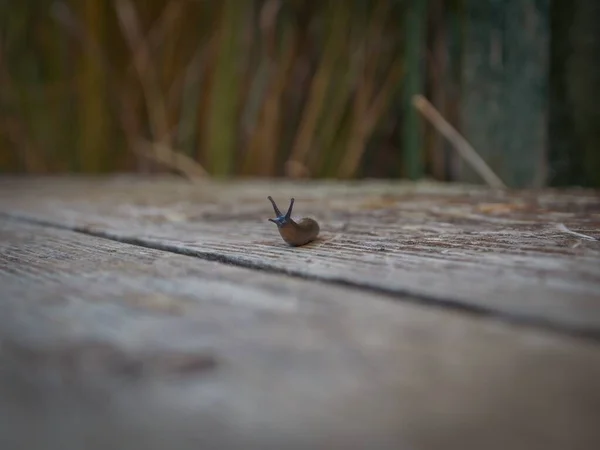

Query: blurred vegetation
left=1, top=0, right=599, bottom=186
left=0, top=0, right=411, bottom=179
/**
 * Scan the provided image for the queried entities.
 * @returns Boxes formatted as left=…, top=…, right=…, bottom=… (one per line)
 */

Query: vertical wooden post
left=459, top=0, right=549, bottom=188
left=402, top=0, right=427, bottom=180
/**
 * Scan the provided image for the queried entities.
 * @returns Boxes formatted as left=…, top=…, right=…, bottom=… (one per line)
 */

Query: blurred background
left=0, top=0, right=598, bottom=187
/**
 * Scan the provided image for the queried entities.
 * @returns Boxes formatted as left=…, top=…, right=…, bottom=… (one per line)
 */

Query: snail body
left=267, top=196, right=319, bottom=246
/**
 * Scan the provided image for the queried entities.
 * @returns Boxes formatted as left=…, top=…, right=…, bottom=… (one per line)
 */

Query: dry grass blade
left=336, top=3, right=400, bottom=179
left=310, top=48, right=362, bottom=177
left=176, top=42, right=211, bottom=154
left=203, top=0, right=248, bottom=176
left=258, top=31, right=298, bottom=176
left=114, top=0, right=170, bottom=145
left=51, top=1, right=114, bottom=172
left=364, top=60, right=404, bottom=132
left=412, top=94, right=506, bottom=189
left=134, top=140, right=208, bottom=181
left=0, top=45, right=42, bottom=172
left=242, top=0, right=291, bottom=176
left=287, top=7, right=347, bottom=173
left=337, top=61, right=403, bottom=179
left=556, top=224, right=598, bottom=241
left=51, top=2, right=115, bottom=77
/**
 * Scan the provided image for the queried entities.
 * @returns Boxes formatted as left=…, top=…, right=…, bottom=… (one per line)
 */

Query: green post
left=460, top=0, right=549, bottom=188
left=402, top=0, right=427, bottom=180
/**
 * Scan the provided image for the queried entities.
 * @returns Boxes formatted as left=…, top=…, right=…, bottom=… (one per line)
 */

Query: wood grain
left=1, top=218, right=600, bottom=450
left=0, top=176, right=599, bottom=336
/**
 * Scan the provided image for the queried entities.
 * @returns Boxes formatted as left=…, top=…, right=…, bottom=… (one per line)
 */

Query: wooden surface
left=1, top=176, right=600, bottom=450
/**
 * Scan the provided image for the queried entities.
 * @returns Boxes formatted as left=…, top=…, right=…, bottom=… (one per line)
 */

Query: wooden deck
left=1, top=176, right=599, bottom=450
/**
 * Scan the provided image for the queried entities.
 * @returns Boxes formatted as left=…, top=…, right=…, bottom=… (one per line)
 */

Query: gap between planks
left=3, top=211, right=599, bottom=345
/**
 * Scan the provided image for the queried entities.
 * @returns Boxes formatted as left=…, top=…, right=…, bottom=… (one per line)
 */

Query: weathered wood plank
left=1, top=218, right=599, bottom=450
left=0, top=176, right=599, bottom=336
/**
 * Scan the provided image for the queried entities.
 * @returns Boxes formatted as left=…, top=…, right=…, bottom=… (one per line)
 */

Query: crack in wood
left=2, top=211, right=599, bottom=343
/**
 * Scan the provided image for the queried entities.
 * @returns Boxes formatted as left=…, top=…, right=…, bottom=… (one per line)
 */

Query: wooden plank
left=0, top=176, right=599, bottom=337
left=1, top=218, right=599, bottom=450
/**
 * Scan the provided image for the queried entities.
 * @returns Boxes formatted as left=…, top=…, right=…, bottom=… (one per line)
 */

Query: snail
left=267, top=196, right=320, bottom=247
